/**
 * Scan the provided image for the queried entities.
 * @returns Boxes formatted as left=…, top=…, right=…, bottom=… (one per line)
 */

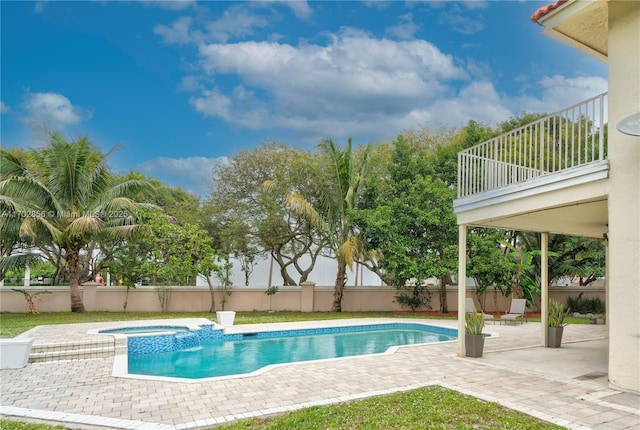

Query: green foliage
left=517, top=233, right=606, bottom=289
left=395, top=283, right=432, bottom=312
left=548, top=298, right=568, bottom=328
left=466, top=228, right=517, bottom=310
left=0, top=134, right=149, bottom=312
left=107, top=208, right=221, bottom=286
left=208, top=142, right=319, bottom=286
left=265, top=285, right=279, bottom=296
left=566, top=293, right=606, bottom=314
left=352, top=135, right=457, bottom=312
left=465, top=310, right=485, bottom=335
left=285, top=138, right=371, bottom=311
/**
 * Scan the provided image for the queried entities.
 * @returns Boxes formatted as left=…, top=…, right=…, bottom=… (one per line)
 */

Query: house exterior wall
left=606, top=0, right=640, bottom=394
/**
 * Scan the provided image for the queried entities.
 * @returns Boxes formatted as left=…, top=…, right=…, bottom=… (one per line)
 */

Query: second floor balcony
left=454, top=93, right=609, bottom=214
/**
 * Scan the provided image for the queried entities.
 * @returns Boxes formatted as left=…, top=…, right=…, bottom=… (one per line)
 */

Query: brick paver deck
left=1, top=318, right=638, bottom=429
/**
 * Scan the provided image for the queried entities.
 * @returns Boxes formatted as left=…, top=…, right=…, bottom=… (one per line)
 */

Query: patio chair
left=500, top=299, right=527, bottom=325
left=465, top=298, right=495, bottom=323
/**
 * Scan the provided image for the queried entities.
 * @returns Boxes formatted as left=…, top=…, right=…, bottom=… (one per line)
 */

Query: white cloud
left=509, top=75, right=608, bottom=115
left=189, top=29, right=469, bottom=138
left=158, top=4, right=606, bottom=144
left=281, top=1, right=313, bottom=20
left=0, top=101, right=9, bottom=113
left=385, top=13, right=419, bottom=40
left=136, top=156, right=222, bottom=195
left=22, top=92, right=89, bottom=129
left=154, top=16, right=200, bottom=44
left=205, top=6, right=270, bottom=43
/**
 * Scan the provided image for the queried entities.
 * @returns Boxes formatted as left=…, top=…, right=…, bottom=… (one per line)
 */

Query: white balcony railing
left=457, top=93, right=608, bottom=198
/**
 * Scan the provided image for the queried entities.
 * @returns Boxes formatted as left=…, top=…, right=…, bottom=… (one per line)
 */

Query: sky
left=1, top=0, right=608, bottom=197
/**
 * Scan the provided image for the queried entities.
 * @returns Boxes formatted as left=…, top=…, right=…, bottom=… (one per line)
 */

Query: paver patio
left=1, top=318, right=638, bottom=429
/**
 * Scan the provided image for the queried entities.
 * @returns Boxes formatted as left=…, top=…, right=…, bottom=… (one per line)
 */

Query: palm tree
left=0, top=134, right=149, bottom=312
left=286, top=139, right=370, bottom=311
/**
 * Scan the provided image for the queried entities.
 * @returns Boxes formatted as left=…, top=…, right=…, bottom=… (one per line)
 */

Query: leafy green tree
left=353, top=136, right=457, bottom=312
left=517, top=232, right=606, bottom=289
left=466, top=228, right=517, bottom=312
left=107, top=207, right=224, bottom=311
left=0, top=134, right=148, bottom=312
left=120, top=172, right=203, bottom=225
left=284, top=139, right=371, bottom=311
left=209, top=142, right=322, bottom=286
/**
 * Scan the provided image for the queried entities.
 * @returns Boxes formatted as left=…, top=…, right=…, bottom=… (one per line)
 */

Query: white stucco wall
left=606, top=0, right=640, bottom=394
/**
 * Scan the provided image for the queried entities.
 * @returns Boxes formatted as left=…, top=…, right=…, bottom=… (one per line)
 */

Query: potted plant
left=547, top=298, right=568, bottom=348
left=465, top=310, right=485, bottom=358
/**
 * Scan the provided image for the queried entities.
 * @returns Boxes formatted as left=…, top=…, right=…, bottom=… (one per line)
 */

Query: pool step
left=29, top=339, right=116, bottom=363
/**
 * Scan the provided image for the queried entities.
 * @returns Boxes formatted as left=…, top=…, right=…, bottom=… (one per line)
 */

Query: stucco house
left=454, top=0, right=639, bottom=394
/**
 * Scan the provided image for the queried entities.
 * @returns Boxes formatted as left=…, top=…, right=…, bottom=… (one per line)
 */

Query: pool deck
left=1, top=318, right=639, bottom=429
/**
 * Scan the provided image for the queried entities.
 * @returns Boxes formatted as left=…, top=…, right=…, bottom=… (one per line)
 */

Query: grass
left=0, top=311, right=434, bottom=338
left=0, top=386, right=564, bottom=430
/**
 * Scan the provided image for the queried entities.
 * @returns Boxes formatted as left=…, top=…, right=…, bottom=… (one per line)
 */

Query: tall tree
left=517, top=232, right=606, bottom=288
left=353, top=136, right=457, bottom=312
left=0, top=134, right=148, bottom=312
left=208, top=143, right=322, bottom=286
left=285, top=139, right=370, bottom=311
left=466, top=227, right=517, bottom=312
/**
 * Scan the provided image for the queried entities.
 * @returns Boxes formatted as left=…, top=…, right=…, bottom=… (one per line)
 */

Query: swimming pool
left=127, top=323, right=457, bottom=379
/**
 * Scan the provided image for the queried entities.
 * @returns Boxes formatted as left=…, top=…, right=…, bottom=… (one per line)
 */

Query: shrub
left=395, top=284, right=432, bottom=312
left=566, top=292, right=605, bottom=314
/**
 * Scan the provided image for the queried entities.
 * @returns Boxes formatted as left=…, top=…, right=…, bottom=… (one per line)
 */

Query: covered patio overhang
left=453, top=178, right=609, bottom=358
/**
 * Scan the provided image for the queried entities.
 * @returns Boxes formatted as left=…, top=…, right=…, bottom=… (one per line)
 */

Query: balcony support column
left=541, top=232, right=549, bottom=346
left=457, top=224, right=467, bottom=357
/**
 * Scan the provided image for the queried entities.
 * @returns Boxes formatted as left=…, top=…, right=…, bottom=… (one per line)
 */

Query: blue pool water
left=127, top=323, right=456, bottom=379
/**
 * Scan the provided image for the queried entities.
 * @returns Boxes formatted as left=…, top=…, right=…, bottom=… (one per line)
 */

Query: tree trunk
left=439, top=275, right=448, bottom=313
left=205, top=276, right=216, bottom=313
left=332, top=259, right=347, bottom=312
left=66, top=248, right=85, bottom=313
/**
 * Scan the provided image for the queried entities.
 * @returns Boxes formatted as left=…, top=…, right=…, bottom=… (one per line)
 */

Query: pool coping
left=104, top=318, right=498, bottom=383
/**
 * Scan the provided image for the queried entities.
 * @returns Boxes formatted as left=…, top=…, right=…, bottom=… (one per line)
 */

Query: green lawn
left=0, top=311, right=431, bottom=337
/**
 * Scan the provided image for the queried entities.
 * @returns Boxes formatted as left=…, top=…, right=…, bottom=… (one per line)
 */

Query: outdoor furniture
left=465, top=298, right=495, bottom=323
left=500, top=299, right=527, bottom=325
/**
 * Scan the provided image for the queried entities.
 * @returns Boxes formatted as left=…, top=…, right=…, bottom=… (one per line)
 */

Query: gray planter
left=465, top=333, right=485, bottom=358
left=547, top=326, right=564, bottom=348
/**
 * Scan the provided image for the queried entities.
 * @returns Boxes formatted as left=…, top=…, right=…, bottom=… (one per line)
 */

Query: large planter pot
left=216, top=311, right=236, bottom=327
left=465, top=333, right=485, bottom=358
left=0, top=338, right=34, bottom=369
left=547, top=326, right=564, bottom=348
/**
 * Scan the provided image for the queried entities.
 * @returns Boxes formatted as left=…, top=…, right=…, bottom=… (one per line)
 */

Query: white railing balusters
left=457, top=92, right=608, bottom=198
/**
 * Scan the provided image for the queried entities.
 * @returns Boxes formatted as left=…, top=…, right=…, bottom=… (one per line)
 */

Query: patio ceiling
left=466, top=197, right=608, bottom=239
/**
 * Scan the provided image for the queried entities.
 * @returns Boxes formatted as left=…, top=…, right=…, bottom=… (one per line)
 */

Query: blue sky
left=1, top=0, right=607, bottom=196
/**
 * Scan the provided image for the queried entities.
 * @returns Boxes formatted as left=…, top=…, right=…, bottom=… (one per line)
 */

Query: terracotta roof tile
left=531, top=0, right=570, bottom=25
